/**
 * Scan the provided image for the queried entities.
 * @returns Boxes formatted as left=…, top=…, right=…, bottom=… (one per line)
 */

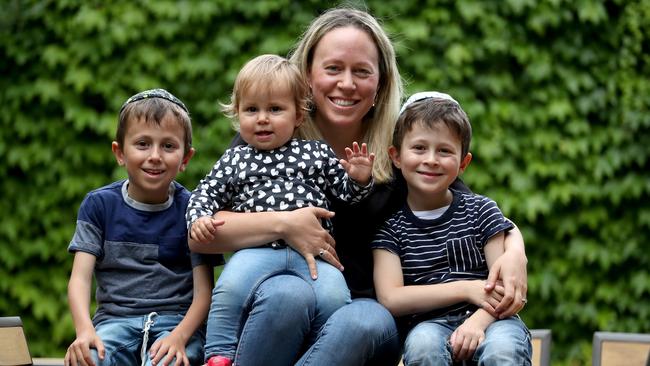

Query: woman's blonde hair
left=222, top=54, right=309, bottom=131
left=289, top=7, right=403, bottom=183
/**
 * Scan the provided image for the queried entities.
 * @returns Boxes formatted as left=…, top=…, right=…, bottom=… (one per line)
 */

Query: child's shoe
left=206, top=355, right=232, bottom=366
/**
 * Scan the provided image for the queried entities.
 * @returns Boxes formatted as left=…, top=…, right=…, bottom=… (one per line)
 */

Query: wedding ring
left=319, top=249, right=325, bottom=257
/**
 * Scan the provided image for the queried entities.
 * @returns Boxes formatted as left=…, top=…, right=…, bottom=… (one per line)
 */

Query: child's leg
left=141, top=313, right=205, bottom=366
left=402, top=319, right=455, bottom=366
left=236, top=275, right=315, bottom=365
left=205, top=247, right=287, bottom=361
left=474, top=316, right=532, bottom=366
left=286, top=248, right=351, bottom=344
left=91, top=316, right=147, bottom=365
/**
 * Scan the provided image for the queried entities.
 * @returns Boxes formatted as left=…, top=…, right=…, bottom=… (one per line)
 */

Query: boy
left=371, top=92, right=531, bottom=365
left=65, top=89, right=219, bottom=366
left=186, top=54, right=374, bottom=366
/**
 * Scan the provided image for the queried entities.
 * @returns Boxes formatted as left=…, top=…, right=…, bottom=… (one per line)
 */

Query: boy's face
left=389, top=122, right=472, bottom=210
left=112, top=113, right=194, bottom=204
left=238, top=86, right=302, bottom=150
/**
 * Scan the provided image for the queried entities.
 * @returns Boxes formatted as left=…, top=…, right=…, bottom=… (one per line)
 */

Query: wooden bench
left=592, top=331, right=650, bottom=366
left=0, top=316, right=32, bottom=366
left=530, top=329, right=551, bottom=366
left=32, top=359, right=64, bottom=366
left=0, top=316, right=64, bottom=366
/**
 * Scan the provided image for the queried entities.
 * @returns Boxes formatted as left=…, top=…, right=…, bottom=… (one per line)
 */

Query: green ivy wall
left=1, top=1, right=648, bottom=364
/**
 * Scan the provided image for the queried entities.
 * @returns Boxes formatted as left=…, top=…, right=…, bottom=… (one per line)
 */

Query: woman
left=190, top=7, right=528, bottom=366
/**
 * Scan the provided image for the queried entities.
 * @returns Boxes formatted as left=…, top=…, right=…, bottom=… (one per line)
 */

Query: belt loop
left=140, top=312, right=158, bottom=366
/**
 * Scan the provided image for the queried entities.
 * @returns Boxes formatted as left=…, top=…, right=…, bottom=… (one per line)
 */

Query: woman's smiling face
left=308, top=26, right=380, bottom=131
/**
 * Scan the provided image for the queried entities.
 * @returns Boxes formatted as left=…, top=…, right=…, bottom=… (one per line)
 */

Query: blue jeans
left=89, top=313, right=205, bottom=366
left=231, top=274, right=401, bottom=366
left=205, top=247, right=351, bottom=361
left=403, top=315, right=531, bottom=366
left=295, top=298, right=402, bottom=366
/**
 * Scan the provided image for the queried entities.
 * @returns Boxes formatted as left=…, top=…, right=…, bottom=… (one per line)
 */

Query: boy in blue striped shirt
left=371, top=92, right=532, bottom=366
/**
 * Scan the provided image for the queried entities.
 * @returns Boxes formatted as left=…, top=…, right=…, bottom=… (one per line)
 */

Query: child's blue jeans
left=90, top=312, right=205, bottom=366
left=403, top=314, right=532, bottom=366
left=204, top=246, right=351, bottom=361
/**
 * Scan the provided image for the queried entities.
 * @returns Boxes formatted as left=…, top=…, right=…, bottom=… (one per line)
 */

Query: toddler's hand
left=340, top=142, right=375, bottom=185
left=190, top=216, right=224, bottom=244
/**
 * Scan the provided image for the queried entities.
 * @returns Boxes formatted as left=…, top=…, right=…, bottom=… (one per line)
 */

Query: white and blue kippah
left=399, top=91, right=459, bottom=116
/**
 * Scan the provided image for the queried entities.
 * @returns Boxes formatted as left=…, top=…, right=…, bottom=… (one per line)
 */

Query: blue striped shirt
left=372, top=189, right=513, bottom=320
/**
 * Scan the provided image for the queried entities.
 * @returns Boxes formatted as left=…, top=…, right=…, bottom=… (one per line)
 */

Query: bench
left=592, top=331, right=650, bottom=366
left=530, top=329, right=551, bottom=366
left=0, top=316, right=64, bottom=366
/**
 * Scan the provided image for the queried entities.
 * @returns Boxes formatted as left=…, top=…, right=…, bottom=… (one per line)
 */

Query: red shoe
left=206, top=355, right=232, bottom=366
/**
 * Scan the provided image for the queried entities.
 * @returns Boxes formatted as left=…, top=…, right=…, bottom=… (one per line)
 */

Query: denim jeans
left=205, top=247, right=351, bottom=361
left=295, top=298, right=402, bottom=366
left=90, top=313, right=205, bottom=366
left=230, top=274, right=401, bottom=366
left=403, top=314, right=531, bottom=366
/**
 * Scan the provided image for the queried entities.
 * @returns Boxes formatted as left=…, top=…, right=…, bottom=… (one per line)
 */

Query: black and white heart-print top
left=186, top=138, right=373, bottom=235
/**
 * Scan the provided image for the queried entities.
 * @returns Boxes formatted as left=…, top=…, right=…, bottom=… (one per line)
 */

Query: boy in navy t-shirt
left=65, top=89, right=221, bottom=366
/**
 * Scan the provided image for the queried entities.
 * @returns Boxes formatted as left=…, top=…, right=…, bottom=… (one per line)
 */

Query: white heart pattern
left=188, top=140, right=369, bottom=229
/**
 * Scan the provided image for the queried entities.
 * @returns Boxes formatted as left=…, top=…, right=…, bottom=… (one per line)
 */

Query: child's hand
left=64, top=330, right=104, bottom=366
left=340, top=142, right=375, bottom=186
left=149, top=332, right=189, bottom=366
left=449, top=316, right=487, bottom=361
left=466, top=280, right=504, bottom=318
left=190, top=216, right=225, bottom=244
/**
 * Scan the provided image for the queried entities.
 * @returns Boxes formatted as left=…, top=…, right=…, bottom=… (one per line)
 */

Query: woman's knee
left=336, top=299, right=394, bottom=336
left=313, top=267, right=351, bottom=317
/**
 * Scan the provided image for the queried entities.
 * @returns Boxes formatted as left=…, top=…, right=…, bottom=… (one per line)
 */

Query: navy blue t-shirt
left=68, top=180, right=222, bottom=325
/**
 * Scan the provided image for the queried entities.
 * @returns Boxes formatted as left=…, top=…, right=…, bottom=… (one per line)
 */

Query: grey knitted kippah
left=120, top=88, right=188, bottom=113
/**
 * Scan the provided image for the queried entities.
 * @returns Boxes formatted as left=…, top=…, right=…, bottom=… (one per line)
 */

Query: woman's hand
left=485, top=249, right=528, bottom=318
left=280, top=206, right=339, bottom=279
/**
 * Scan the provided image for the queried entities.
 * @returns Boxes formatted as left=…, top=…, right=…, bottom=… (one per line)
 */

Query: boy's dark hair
left=117, top=96, right=192, bottom=156
left=392, top=98, right=472, bottom=158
